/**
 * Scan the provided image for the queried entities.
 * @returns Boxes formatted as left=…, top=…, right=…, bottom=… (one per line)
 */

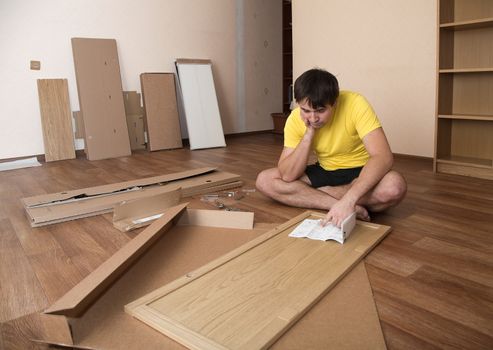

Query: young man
left=256, top=68, right=407, bottom=227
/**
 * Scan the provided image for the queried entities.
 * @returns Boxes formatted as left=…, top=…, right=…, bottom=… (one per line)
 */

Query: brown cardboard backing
left=140, top=73, right=182, bottom=151
left=36, top=79, right=76, bottom=162
left=71, top=38, right=131, bottom=160
left=22, top=168, right=241, bottom=227
left=125, top=113, right=146, bottom=150
left=123, top=91, right=145, bottom=150
left=125, top=212, right=391, bottom=349
left=123, top=91, right=143, bottom=115
left=73, top=111, right=85, bottom=139
left=31, top=211, right=387, bottom=349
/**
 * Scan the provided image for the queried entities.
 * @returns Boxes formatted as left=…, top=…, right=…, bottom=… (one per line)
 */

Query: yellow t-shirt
left=284, top=91, right=381, bottom=170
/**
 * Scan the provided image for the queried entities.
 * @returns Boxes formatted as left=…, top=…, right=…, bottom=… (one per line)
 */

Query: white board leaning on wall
left=175, top=59, right=226, bottom=150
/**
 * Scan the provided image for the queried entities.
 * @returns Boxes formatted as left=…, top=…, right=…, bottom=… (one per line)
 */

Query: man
left=256, top=68, right=407, bottom=227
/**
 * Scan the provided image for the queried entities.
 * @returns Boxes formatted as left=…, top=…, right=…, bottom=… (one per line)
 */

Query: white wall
left=0, top=0, right=282, bottom=160
left=292, top=0, right=437, bottom=157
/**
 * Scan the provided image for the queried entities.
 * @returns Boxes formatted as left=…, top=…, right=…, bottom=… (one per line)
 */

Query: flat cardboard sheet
left=22, top=167, right=242, bottom=227
left=71, top=37, right=131, bottom=160
left=123, top=92, right=145, bottom=150
left=28, top=210, right=388, bottom=350
left=175, top=59, right=226, bottom=150
left=37, top=79, right=76, bottom=162
left=141, top=73, right=182, bottom=151
left=125, top=212, right=391, bottom=349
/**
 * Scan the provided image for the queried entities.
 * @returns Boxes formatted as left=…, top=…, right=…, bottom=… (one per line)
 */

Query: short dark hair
left=293, top=68, right=339, bottom=108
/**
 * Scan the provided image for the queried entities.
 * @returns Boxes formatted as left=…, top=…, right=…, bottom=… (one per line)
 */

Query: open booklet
left=288, top=212, right=356, bottom=244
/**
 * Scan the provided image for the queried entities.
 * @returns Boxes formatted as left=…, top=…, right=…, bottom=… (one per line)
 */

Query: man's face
left=299, top=99, right=335, bottom=129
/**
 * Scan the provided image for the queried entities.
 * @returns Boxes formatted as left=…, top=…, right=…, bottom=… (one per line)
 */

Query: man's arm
left=278, top=125, right=315, bottom=182
left=325, top=127, right=393, bottom=226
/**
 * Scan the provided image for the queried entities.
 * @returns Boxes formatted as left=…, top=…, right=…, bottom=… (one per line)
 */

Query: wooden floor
left=1, top=133, right=492, bottom=349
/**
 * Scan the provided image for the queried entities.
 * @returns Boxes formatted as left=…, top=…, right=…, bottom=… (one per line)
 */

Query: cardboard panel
left=125, top=114, right=146, bottom=150
left=71, top=38, right=131, bottom=160
left=32, top=212, right=387, bottom=350
left=22, top=168, right=241, bottom=227
left=140, top=73, right=182, bottom=151
left=125, top=212, right=391, bottom=350
left=36, top=79, right=75, bottom=162
left=123, top=91, right=143, bottom=115
left=73, top=111, right=85, bottom=139
left=175, top=59, right=226, bottom=150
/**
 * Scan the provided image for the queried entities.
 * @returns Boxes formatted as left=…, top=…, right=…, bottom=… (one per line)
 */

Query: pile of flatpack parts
left=22, top=167, right=241, bottom=227
left=15, top=167, right=392, bottom=349
left=37, top=37, right=225, bottom=163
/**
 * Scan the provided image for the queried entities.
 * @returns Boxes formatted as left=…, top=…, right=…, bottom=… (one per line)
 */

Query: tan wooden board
left=140, top=73, right=182, bottom=151
left=71, top=38, right=131, bottom=160
left=36, top=79, right=75, bottom=162
left=126, top=211, right=391, bottom=350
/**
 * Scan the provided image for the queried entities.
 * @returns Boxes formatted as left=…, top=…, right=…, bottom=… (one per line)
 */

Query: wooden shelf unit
left=435, top=0, right=493, bottom=180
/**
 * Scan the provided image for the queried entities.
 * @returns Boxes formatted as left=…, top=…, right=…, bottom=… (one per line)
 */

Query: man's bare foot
left=356, top=205, right=370, bottom=221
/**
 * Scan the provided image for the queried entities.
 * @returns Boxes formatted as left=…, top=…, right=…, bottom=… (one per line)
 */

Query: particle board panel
left=175, top=59, right=226, bottom=150
left=126, top=211, right=391, bottom=350
left=71, top=38, right=131, bottom=160
left=36, top=79, right=75, bottom=162
left=140, top=73, right=182, bottom=151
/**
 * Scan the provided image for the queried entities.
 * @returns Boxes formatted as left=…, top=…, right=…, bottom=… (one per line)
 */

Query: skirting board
left=126, top=211, right=391, bottom=350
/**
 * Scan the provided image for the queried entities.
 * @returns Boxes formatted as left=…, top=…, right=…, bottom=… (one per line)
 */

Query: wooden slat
left=126, top=212, right=391, bottom=349
left=36, top=79, right=75, bottom=162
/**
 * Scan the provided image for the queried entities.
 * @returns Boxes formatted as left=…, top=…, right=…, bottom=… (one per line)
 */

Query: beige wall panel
left=292, top=0, right=437, bottom=157
left=36, top=79, right=75, bottom=162
left=71, top=38, right=131, bottom=160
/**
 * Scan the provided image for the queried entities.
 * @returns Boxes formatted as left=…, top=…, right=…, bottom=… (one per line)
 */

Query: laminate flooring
left=0, top=133, right=492, bottom=349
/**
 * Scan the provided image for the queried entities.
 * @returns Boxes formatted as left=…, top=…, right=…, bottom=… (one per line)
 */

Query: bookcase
left=435, top=0, right=493, bottom=180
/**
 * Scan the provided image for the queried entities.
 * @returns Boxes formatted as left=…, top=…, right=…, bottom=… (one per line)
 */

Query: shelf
left=440, top=17, right=493, bottom=30
left=439, top=68, right=493, bottom=73
left=436, top=156, right=493, bottom=168
left=438, top=114, right=493, bottom=121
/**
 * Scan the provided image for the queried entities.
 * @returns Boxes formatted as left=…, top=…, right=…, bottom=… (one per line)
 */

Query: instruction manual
left=288, top=212, right=356, bottom=244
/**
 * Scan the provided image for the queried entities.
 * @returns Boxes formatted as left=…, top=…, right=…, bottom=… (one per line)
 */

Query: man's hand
left=322, top=198, right=356, bottom=227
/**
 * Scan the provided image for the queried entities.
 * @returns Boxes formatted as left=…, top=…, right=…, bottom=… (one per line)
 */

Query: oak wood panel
left=36, top=79, right=75, bottom=162
left=0, top=133, right=492, bottom=349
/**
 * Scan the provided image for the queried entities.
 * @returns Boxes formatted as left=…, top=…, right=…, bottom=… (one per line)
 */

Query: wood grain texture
left=125, top=213, right=390, bottom=349
left=36, top=79, right=75, bottom=162
left=0, top=133, right=492, bottom=349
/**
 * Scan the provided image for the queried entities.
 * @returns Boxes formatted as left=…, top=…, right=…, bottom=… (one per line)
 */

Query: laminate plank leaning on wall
left=36, top=79, right=75, bottom=162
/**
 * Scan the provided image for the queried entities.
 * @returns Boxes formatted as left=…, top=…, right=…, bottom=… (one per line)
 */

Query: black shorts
left=305, top=163, right=363, bottom=188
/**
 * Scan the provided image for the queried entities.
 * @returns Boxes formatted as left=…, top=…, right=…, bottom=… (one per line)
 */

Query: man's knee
left=379, top=171, right=407, bottom=205
left=255, top=168, right=277, bottom=195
